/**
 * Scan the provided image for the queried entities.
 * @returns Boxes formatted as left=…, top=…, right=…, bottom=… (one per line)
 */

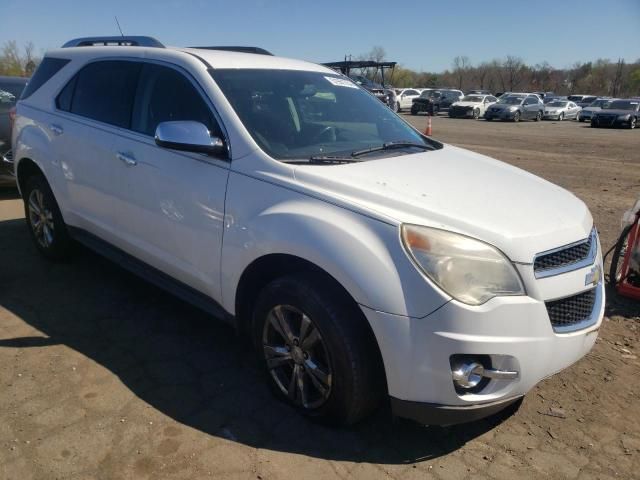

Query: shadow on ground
left=0, top=217, right=516, bottom=464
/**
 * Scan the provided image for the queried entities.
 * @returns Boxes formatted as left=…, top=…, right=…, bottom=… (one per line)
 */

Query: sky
left=2, top=0, right=639, bottom=72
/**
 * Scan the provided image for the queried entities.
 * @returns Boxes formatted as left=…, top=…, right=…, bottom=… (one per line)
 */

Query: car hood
left=583, top=106, right=601, bottom=112
left=595, top=109, right=635, bottom=115
left=452, top=101, right=480, bottom=107
left=488, top=103, right=520, bottom=110
left=293, top=145, right=592, bottom=263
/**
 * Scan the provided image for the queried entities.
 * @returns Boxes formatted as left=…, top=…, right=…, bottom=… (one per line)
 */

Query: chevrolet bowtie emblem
left=585, top=265, right=601, bottom=287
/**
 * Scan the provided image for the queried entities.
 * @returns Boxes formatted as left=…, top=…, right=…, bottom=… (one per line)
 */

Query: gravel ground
left=0, top=115, right=639, bottom=479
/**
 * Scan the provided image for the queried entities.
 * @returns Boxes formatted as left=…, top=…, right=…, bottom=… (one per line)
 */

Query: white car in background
left=12, top=36, right=604, bottom=426
left=449, top=94, right=498, bottom=119
left=395, top=88, right=424, bottom=111
left=543, top=100, right=581, bottom=121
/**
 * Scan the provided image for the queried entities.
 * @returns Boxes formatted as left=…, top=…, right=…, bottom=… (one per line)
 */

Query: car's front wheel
left=252, top=273, right=383, bottom=425
left=535, top=111, right=542, bottom=122
left=558, top=112, right=564, bottom=121
left=473, top=108, right=480, bottom=119
left=23, top=174, right=73, bottom=260
left=513, top=111, right=521, bottom=122
left=629, top=117, right=636, bottom=129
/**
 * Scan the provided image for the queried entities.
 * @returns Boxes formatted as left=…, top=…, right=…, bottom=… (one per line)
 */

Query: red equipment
left=609, top=196, right=640, bottom=301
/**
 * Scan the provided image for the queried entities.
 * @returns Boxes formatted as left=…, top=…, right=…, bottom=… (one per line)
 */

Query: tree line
left=352, top=47, right=640, bottom=98
left=2, top=41, right=639, bottom=98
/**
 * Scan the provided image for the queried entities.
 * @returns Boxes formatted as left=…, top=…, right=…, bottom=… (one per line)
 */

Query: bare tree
left=452, top=55, right=471, bottom=90
left=502, top=55, right=525, bottom=91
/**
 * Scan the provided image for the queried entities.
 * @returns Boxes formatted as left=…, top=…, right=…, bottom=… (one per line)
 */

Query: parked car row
left=393, top=87, right=638, bottom=129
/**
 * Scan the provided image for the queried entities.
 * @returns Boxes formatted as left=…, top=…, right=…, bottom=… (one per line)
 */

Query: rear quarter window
left=20, top=57, right=70, bottom=99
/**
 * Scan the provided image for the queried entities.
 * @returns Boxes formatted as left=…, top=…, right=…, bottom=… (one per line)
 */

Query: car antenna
left=114, top=16, right=124, bottom=37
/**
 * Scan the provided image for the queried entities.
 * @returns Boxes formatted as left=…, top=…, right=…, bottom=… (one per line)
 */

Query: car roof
left=0, top=75, right=29, bottom=85
left=46, top=45, right=333, bottom=74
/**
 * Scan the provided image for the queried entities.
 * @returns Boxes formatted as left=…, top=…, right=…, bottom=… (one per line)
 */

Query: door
left=400, top=89, right=419, bottom=109
left=111, top=62, right=229, bottom=300
left=524, top=96, right=539, bottom=119
left=54, top=60, right=141, bottom=242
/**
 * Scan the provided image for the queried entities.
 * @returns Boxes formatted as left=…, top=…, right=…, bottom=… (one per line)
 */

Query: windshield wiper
left=307, top=155, right=362, bottom=164
left=351, top=141, right=432, bottom=158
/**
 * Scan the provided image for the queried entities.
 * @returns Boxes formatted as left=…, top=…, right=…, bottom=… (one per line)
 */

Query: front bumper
left=485, top=109, right=516, bottom=120
left=362, top=253, right=604, bottom=425
left=390, top=395, right=523, bottom=426
left=591, top=116, right=630, bottom=128
left=449, top=107, right=475, bottom=118
left=543, top=113, right=562, bottom=120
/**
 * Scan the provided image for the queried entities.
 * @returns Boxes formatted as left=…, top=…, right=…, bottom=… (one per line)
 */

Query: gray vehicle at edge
left=0, top=76, right=29, bottom=185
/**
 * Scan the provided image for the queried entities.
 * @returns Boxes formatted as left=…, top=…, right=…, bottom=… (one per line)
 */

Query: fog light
left=451, top=359, right=519, bottom=391
left=452, top=361, right=484, bottom=389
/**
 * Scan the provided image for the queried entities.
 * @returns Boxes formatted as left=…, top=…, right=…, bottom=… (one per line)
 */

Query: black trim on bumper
left=390, top=395, right=523, bottom=426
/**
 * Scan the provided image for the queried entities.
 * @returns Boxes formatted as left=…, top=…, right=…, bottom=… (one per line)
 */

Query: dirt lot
left=1, top=116, right=639, bottom=479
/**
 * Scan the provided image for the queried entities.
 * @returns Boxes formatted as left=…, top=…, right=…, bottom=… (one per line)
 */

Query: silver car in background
left=543, top=100, right=581, bottom=121
left=577, top=98, right=612, bottom=122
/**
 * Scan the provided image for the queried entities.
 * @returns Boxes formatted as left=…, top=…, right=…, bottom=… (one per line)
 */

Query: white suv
left=13, top=36, right=604, bottom=426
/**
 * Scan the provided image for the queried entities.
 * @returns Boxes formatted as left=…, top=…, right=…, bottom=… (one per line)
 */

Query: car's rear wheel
left=252, top=273, right=383, bottom=425
left=23, top=174, right=72, bottom=260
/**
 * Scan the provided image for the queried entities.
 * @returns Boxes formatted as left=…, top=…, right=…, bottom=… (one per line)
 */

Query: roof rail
left=62, top=36, right=165, bottom=48
left=190, top=46, right=273, bottom=56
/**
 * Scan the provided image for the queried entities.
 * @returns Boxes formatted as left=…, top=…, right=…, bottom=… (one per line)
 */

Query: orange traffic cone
left=425, top=115, right=432, bottom=136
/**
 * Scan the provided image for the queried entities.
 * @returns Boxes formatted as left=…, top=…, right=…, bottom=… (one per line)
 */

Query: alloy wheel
left=262, top=304, right=332, bottom=409
left=28, top=188, right=55, bottom=248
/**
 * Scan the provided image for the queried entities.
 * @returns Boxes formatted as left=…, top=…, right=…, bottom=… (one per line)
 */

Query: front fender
left=220, top=171, right=450, bottom=317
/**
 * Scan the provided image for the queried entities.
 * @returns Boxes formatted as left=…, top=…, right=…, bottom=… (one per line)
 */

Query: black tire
left=473, top=108, right=480, bottom=120
left=23, top=174, right=73, bottom=260
left=252, top=273, right=384, bottom=425
left=535, top=111, right=542, bottom=122
left=410, top=106, right=418, bottom=115
left=485, top=116, right=493, bottom=121
left=630, top=117, right=636, bottom=129
left=558, top=112, right=564, bottom=121
left=513, top=111, right=521, bottom=122
left=608, top=224, right=632, bottom=288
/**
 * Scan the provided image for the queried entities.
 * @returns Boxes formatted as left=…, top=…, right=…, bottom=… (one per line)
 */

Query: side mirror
left=155, top=121, right=227, bottom=158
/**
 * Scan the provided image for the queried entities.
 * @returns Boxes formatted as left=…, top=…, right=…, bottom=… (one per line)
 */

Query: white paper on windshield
left=324, top=76, right=358, bottom=89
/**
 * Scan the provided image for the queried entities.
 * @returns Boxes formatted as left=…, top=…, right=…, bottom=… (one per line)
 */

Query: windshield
left=589, top=99, right=610, bottom=108
left=567, top=95, right=583, bottom=101
left=607, top=100, right=638, bottom=111
left=498, top=96, right=524, bottom=105
left=420, top=90, right=438, bottom=98
left=547, top=101, right=568, bottom=107
left=211, top=69, right=432, bottom=161
left=461, top=95, right=483, bottom=102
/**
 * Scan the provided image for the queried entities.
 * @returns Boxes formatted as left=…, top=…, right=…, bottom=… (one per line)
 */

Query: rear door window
left=69, top=60, right=141, bottom=128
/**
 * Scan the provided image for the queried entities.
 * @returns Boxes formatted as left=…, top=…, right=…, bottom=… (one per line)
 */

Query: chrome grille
left=545, top=289, right=596, bottom=330
left=534, top=235, right=592, bottom=273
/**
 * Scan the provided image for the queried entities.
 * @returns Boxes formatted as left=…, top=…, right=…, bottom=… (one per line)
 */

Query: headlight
left=618, top=114, right=630, bottom=119
left=401, top=224, right=525, bottom=305
left=508, top=106, right=518, bottom=111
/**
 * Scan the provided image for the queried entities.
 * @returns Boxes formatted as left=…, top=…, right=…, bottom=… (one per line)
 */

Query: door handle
left=49, top=124, right=64, bottom=136
left=116, top=152, right=137, bottom=167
